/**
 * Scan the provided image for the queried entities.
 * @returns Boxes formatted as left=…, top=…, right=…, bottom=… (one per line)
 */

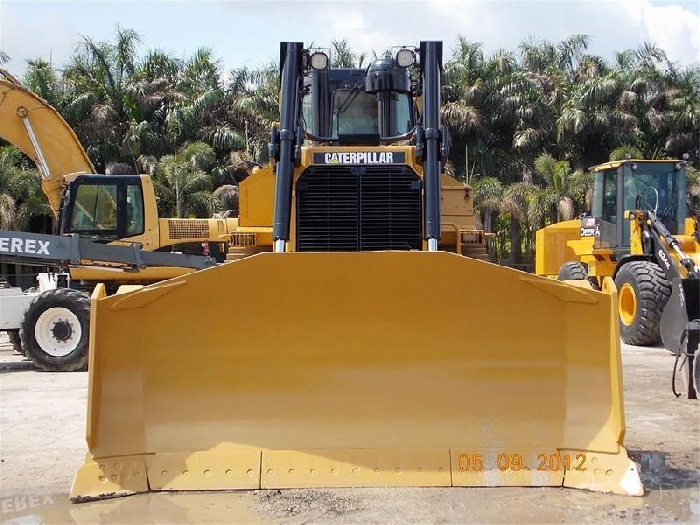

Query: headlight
left=396, top=48, right=415, bottom=67
left=310, top=52, right=329, bottom=70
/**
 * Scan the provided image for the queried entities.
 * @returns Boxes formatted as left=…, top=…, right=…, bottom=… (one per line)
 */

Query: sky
left=1, top=0, right=699, bottom=80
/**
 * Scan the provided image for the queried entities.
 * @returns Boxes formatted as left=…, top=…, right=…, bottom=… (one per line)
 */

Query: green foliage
left=5, top=28, right=698, bottom=273
left=154, top=142, right=219, bottom=218
left=0, top=146, right=50, bottom=229
left=609, top=146, right=644, bottom=161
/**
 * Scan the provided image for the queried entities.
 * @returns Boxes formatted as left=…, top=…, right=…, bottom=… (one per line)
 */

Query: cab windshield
left=624, top=164, right=686, bottom=236
left=330, top=89, right=412, bottom=137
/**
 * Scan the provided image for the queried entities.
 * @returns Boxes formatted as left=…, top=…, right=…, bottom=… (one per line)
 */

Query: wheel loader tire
left=20, top=288, right=90, bottom=372
left=7, top=330, right=25, bottom=356
left=557, top=261, right=588, bottom=280
left=614, top=261, right=671, bottom=346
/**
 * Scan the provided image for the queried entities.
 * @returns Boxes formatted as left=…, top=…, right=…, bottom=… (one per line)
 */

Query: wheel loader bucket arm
left=0, top=77, right=94, bottom=216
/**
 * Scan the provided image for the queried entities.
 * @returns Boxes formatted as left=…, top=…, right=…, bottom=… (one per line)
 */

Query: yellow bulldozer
left=0, top=71, right=238, bottom=370
left=536, top=159, right=699, bottom=398
left=70, top=42, right=643, bottom=502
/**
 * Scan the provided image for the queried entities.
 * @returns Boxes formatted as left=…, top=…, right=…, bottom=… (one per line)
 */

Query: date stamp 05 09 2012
left=457, top=453, right=588, bottom=473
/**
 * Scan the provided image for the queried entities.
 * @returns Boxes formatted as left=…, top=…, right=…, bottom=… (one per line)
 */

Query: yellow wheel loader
left=70, top=42, right=643, bottom=502
left=0, top=72, right=238, bottom=371
left=536, top=159, right=700, bottom=398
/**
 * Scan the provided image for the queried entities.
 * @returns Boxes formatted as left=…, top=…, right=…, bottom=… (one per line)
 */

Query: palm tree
left=531, top=153, right=591, bottom=225
left=23, top=59, right=61, bottom=107
left=226, top=64, right=279, bottom=161
left=330, top=40, right=366, bottom=68
left=154, top=142, right=219, bottom=218
left=61, top=25, right=145, bottom=170
left=0, top=150, right=17, bottom=229
left=0, top=146, right=51, bottom=230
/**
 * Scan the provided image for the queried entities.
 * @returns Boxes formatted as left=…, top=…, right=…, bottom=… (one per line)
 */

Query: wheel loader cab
left=591, top=161, right=687, bottom=251
left=59, top=175, right=146, bottom=242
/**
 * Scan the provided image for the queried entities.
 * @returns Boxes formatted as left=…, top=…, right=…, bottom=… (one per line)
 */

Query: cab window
left=333, top=90, right=379, bottom=136
left=125, top=184, right=144, bottom=237
left=70, top=183, right=119, bottom=239
left=601, top=170, right=617, bottom=224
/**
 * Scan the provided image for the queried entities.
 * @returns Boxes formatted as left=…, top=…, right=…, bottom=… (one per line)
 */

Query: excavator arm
left=0, top=71, right=94, bottom=218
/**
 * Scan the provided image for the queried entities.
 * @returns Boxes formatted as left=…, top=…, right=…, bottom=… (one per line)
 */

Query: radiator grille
left=168, top=219, right=210, bottom=239
left=296, top=166, right=421, bottom=251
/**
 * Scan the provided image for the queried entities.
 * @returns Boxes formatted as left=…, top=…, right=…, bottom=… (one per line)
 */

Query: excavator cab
left=58, top=175, right=146, bottom=242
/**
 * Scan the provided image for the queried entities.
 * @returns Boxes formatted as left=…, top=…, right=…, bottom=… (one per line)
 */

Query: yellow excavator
left=536, top=159, right=699, bottom=398
left=0, top=72, right=238, bottom=370
left=70, top=42, right=642, bottom=502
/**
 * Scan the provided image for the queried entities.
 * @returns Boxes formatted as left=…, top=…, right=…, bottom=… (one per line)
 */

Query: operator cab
left=301, top=50, right=416, bottom=144
left=58, top=175, right=145, bottom=242
left=591, top=160, right=687, bottom=251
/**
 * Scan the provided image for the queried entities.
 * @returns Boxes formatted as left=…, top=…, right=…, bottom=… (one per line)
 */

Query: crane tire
left=20, top=288, right=90, bottom=372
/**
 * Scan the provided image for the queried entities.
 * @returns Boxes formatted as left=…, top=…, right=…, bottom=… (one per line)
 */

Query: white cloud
left=634, top=2, right=700, bottom=64
left=1, top=0, right=698, bottom=81
left=427, top=0, right=700, bottom=65
left=1, top=3, right=78, bottom=74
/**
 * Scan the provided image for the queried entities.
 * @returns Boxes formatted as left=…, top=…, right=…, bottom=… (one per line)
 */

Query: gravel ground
left=0, top=334, right=698, bottom=524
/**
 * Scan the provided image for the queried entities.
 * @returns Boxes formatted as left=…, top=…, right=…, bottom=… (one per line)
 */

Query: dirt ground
left=0, top=334, right=698, bottom=524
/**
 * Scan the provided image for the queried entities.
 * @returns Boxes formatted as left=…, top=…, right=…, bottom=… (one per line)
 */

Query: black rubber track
left=557, top=261, right=588, bottom=280
left=20, top=288, right=90, bottom=372
left=614, top=261, right=671, bottom=346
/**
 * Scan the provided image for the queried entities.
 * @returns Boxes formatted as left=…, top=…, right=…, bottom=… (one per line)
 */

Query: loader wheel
left=7, top=330, right=25, bottom=356
left=614, top=261, right=671, bottom=346
left=20, top=289, right=90, bottom=372
left=557, top=261, right=588, bottom=281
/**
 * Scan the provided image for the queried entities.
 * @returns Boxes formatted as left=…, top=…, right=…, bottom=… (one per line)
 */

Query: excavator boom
left=0, top=72, right=94, bottom=216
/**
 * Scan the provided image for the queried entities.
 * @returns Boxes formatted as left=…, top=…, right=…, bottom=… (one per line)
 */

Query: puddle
left=1, top=481, right=697, bottom=524
left=0, top=492, right=262, bottom=524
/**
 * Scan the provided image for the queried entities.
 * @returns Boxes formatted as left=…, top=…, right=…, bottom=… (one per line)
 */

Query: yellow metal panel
left=148, top=449, right=262, bottom=490
left=73, top=252, right=639, bottom=499
left=441, top=173, right=476, bottom=230
left=70, top=455, right=149, bottom=501
left=238, top=166, right=275, bottom=227
left=561, top=447, right=643, bottom=496
left=261, top=449, right=451, bottom=488
left=535, top=220, right=589, bottom=276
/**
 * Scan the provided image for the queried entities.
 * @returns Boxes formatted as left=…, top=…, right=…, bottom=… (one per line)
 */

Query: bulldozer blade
left=71, top=252, right=642, bottom=501
left=661, top=278, right=700, bottom=399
